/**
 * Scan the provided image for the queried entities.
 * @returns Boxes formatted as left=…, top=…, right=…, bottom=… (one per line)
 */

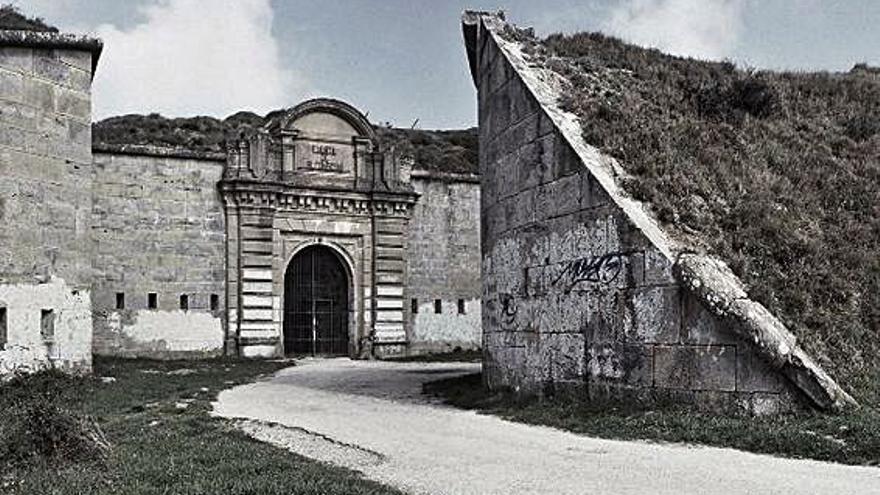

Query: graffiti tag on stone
left=551, top=253, right=623, bottom=292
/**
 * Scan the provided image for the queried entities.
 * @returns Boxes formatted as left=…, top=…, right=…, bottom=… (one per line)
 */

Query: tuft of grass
left=513, top=29, right=880, bottom=403
left=1, top=358, right=403, bottom=495
left=0, top=370, right=109, bottom=469
left=425, top=373, right=880, bottom=466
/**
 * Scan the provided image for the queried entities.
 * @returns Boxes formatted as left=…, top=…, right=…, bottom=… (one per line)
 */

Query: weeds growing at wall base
left=425, top=372, right=880, bottom=466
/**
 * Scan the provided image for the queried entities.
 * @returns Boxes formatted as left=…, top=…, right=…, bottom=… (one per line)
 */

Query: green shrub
left=0, top=370, right=109, bottom=468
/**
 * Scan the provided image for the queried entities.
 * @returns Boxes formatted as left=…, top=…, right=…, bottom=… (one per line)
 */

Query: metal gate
left=283, top=246, right=350, bottom=356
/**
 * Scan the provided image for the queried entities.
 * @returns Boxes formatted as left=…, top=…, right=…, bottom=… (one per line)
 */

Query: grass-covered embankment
left=509, top=27, right=880, bottom=403
left=1, top=359, right=403, bottom=495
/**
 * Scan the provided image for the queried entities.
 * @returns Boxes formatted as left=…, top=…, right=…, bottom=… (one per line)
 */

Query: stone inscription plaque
left=306, top=144, right=343, bottom=172
left=295, top=142, right=351, bottom=174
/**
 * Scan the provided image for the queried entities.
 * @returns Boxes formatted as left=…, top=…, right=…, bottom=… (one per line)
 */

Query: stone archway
left=283, top=245, right=350, bottom=356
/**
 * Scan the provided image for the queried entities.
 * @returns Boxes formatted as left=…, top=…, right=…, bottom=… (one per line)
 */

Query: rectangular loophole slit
left=180, top=294, right=189, bottom=311
left=41, top=309, right=55, bottom=342
left=458, top=299, right=466, bottom=315
left=148, top=293, right=158, bottom=310
left=411, top=298, right=418, bottom=314
left=210, top=294, right=219, bottom=311
left=434, top=299, right=442, bottom=314
left=0, top=307, right=7, bottom=350
left=116, top=292, right=125, bottom=310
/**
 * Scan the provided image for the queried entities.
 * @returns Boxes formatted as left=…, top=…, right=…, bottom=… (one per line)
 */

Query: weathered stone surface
left=0, top=40, right=97, bottom=376
left=674, top=254, right=747, bottom=316
left=682, top=292, right=738, bottom=345
left=726, top=299, right=797, bottom=368
left=587, top=342, right=653, bottom=387
left=462, top=12, right=850, bottom=414
left=737, top=344, right=786, bottom=393
left=91, top=153, right=227, bottom=359
left=654, top=345, right=737, bottom=391
left=622, top=286, right=681, bottom=344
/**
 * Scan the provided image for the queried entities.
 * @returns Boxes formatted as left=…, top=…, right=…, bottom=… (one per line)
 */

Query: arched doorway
left=283, top=245, right=350, bottom=356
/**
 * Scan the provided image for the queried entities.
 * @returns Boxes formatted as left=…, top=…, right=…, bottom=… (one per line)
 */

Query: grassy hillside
left=0, top=5, right=57, bottom=32
left=514, top=29, right=879, bottom=403
left=375, top=126, right=478, bottom=174
left=92, top=113, right=478, bottom=173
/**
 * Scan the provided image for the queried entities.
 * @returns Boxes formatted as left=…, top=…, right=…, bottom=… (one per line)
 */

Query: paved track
left=213, top=359, right=880, bottom=495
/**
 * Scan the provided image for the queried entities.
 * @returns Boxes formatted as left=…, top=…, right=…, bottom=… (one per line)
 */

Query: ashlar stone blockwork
left=462, top=12, right=854, bottom=413
left=0, top=31, right=101, bottom=375
left=221, top=99, right=418, bottom=358
left=90, top=152, right=226, bottom=358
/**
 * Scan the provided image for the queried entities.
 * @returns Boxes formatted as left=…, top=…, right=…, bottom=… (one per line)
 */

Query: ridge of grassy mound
left=374, top=126, right=478, bottom=175
left=92, top=112, right=264, bottom=154
left=511, top=28, right=879, bottom=403
left=92, top=113, right=478, bottom=174
left=0, top=4, right=57, bottom=32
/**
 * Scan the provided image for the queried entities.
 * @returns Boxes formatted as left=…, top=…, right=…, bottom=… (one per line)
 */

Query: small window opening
left=434, top=299, right=442, bottom=314
left=411, top=298, right=419, bottom=314
left=40, top=309, right=55, bottom=341
left=458, top=299, right=466, bottom=315
left=147, top=293, right=158, bottom=310
left=0, top=307, right=7, bottom=350
left=180, top=294, right=189, bottom=311
left=210, top=294, right=220, bottom=311
left=115, top=292, right=125, bottom=310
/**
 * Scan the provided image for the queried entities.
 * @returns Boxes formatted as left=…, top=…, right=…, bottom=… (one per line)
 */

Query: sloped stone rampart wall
left=472, top=17, right=801, bottom=413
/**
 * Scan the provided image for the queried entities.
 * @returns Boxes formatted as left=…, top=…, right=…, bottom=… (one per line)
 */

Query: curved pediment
left=225, top=97, right=411, bottom=192
left=266, top=98, right=376, bottom=145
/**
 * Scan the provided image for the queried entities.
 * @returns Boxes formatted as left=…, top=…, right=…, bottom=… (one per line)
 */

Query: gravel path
left=213, top=358, right=880, bottom=495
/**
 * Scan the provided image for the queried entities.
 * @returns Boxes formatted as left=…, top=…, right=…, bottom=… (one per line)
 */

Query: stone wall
left=0, top=34, right=100, bottom=374
left=467, top=14, right=804, bottom=414
left=91, top=150, right=226, bottom=358
left=406, top=172, right=481, bottom=353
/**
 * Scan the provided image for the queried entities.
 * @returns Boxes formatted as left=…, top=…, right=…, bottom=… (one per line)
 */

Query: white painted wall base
left=0, top=277, right=92, bottom=376
left=102, top=309, right=224, bottom=356
left=411, top=298, right=481, bottom=349
left=241, top=344, right=277, bottom=358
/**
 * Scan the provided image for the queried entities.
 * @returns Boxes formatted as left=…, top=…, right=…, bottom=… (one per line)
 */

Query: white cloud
left=602, top=0, right=744, bottom=60
left=91, top=0, right=301, bottom=120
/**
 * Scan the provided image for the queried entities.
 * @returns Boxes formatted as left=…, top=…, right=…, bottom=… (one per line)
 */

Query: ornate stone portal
left=220, top=99, right=418, bottom=358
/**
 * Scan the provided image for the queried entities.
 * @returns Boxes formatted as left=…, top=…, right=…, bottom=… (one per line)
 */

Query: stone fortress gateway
left=0, top=10, right=862, bottom=418
left=0, top=28, right=481, bottom=372
left=220, top=99, right=426, bottom=358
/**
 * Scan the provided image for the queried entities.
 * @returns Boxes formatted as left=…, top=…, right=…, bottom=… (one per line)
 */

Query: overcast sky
left=14, top=0, right=880, bottom=128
